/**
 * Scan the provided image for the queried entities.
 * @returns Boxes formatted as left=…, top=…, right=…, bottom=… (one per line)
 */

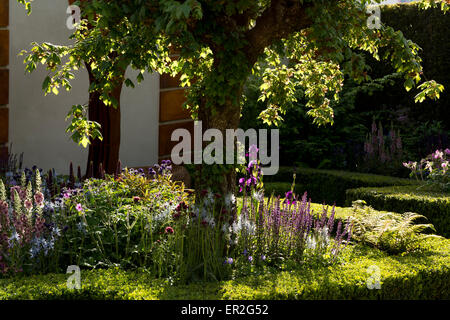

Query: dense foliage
left=346, top=185, right=450, bottom=237
left=241, top=3, right=450, bottom=175
left=15, top=0, right=449, bottom=196
left=0, top=152, right=357, bottom=283
left=7, top=0, right=450, bottom=299
left=1, top=236, right=449, bottom=300
left=348, top=200, right=439, bottom=254
left=263, top=166, right=417, bottom=205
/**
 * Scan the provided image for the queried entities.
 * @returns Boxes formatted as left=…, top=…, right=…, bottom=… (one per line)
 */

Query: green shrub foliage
left=264, top=167, right=417, bottom=205
left=346, top=185, right=450, bottom=237
left=1, top=237, right=448, bottom=300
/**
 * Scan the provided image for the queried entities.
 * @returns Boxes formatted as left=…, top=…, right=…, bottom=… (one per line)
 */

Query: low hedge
left=264, top=167, right=416, bottom=205
left=1, top=237, right=449, bottom=300
left=346, top=185, right=450, bottom=237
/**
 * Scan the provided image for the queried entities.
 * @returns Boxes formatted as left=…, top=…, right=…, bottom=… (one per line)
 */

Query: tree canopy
left=16, top=0, right=448, bottom=185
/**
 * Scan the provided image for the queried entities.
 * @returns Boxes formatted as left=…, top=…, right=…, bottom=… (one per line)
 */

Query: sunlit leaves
left=65, top=105, right=103, bottom=148
left=15, top=0, right=449, bottom=146
left=415, top=80, right=445, bottom=103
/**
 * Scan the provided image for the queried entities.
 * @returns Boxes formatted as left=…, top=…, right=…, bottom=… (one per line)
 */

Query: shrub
left=348, top=201, right=440, bottom=255
left=182, top=147, right=353, bottom=282
left=264, top=167, right=417, bottom=205
left=0, top=237, right=448, bottom=300
left=230, top=192, right=352, bottom=272
left=346, top=185, right=450, bottom=237
left=61, top=162, right=190, bottom=276
left=358, top=121, right=404, bottom=176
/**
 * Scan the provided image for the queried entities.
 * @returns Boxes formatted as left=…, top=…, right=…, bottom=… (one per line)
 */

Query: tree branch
left=245, top=0, right=313, bottom=65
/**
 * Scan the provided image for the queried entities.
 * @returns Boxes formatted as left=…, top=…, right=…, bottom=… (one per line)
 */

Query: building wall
left=7, top=0, right=161, bottom=174
left=0, top=0, right=9, bottom=164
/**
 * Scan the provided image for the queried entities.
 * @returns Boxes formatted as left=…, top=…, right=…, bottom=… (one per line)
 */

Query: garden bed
left=1, top=237, right=449, bottom=300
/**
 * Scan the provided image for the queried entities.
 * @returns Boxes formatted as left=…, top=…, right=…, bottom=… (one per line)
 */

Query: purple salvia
left=336, top=220, right=342, bottom=242
left=319, top=204, right=328, bottom=229
left=327, top=205, right=336, bottom=235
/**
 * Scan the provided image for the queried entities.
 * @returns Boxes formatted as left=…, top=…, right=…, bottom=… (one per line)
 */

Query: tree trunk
left=195, top=94, right=242, bottom=198
left=85, top=63, right=124, bottom=177
left=67, top=0, right=125, bottom=177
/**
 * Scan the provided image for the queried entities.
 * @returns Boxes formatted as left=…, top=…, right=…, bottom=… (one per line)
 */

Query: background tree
left=17, top=0, right=447, bottom=195
left=71, top=0, right=125, bottom=177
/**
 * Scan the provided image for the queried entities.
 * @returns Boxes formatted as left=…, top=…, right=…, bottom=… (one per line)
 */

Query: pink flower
left=433, top=150, right=443, bottom=160
left=34, top=192, right=44, bottom=206
left=76, top=203, right=83, bottom=212
left=24, top=200, right=33, bottom=211
left=165, top=226, right=174, bottom=234
left=445, top=148, right=450, bottom=155
left=0, top=200, right=8, bottom=215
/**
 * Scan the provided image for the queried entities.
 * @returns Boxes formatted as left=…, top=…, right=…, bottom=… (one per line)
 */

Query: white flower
left=306, top=235, right=317, bottom=250
left=224, top=193, right=236, bottom=208
left=154, top=202, right=176, bottom=223
left=222, top=223, right=230, bottom=234
left=205, top=215, right=216, bottom=228
left=232, top=215, right=256, bottom=235
left=252, top=191, right=264, bottom=202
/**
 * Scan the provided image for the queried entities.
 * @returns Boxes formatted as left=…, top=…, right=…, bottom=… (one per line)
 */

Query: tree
left=17, top=0, right=447, bottom=196
left=74, top=0, right=125, bottom=177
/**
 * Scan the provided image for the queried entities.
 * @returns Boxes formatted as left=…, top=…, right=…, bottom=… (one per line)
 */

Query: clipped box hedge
left=264, top=167, right=416, bottom=205
left=0, top=237, right=449, bottom=300
left=346, top=185, right=450, bottom=237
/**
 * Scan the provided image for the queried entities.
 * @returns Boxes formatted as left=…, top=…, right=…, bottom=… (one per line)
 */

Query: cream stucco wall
left=10, top=0, right=159, bottom=174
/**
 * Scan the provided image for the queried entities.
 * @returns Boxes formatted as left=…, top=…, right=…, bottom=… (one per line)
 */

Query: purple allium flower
left=226, top=257, right=233, bottom=264
left=261, top=255, right=266, bottom=261
left=248, top=256, right=253, bottom=263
